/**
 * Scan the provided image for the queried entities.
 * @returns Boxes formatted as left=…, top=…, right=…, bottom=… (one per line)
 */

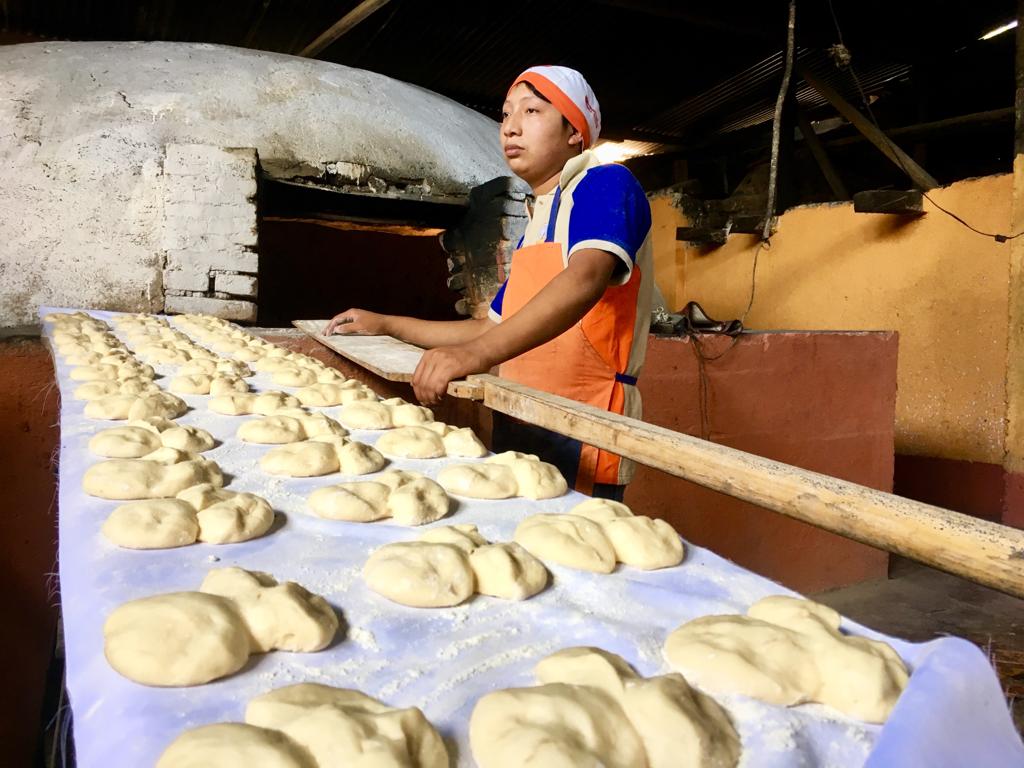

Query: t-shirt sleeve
left=566, top=164, right=652, bottom=285
left=488, top=279, right=508, bottom=323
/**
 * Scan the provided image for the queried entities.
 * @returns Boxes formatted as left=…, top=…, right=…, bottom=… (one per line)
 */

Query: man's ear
left=568, top=130, right=584, bottom=149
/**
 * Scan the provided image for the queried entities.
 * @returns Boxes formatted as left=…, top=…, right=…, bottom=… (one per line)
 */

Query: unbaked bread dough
left=104, top=591, right=250, bottom=686
left=169, top=373, right=249, bottom=395
left=104, top=567, right=337, bottom=687
left=158, top=684, right=448, bottom=768
left=469, top=543, right=548, bottom=600
left=156, top=723, right=313, bottom=768
left=74, top=378, right=160, bottom=401
left=177, top=484, right=276, bottom=544
left=127, top=392, right=189, bottom=421
left=307, top=471, right=449, bottom=526
left=364, top=541, right=475, bottom=608
left=260, top=437, right=385, bottom=477
left=83, top=457, right=223, bottom=499
left=487, top=452, right=568, bottom=499
left=557, top=499, right=685, bottom=570
left=102, top=498, right=199, bottom=549
left=237, top=413, right=346, bottom=444
left=200, top=567, right=337, bottom=653
left=90, top=422, right=216, bottom=457
left=376, top=426, right=446, bottom=459
left=209, top=391, right=300, bottom=416
left=663, top=595, right=909, bottom=723
left=419, top=523, right=488, bottom=552
left=514, top=514, right=617, bottom=573
left=294, top=381, right=372, bottom=407
left=389, top=402, right=434, bottom=427
left=244, top=684, right=449, bottom=768
left=437, top=463, right=517, bottom=499
left=338, top=400, right=392, bottom=429
left=471, top=646, right=740, bottom=768
left=442, top=427, right=488, bottom=458
left=272, top=367, right=319, bottom=387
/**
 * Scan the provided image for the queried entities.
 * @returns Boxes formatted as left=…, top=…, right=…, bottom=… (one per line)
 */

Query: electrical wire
left=826, top=0, right=1024, bottom=243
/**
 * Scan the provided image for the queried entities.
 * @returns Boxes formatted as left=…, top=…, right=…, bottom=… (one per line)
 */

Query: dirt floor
left=814, top=556, right=1024, bottom=735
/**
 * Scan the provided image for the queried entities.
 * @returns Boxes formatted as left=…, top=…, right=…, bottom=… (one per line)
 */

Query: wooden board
left=294, top=319, right=485, bottom=399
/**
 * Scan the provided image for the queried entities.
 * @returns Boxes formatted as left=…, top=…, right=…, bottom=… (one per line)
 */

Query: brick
left=163, top=260, right=210, bottom=292
left=214, top=272, right=258, bottom=297
left=165, top=175, right=256, bottom=202
left=165, top=201, right=254, bottom=220
left=164, top=294, right=257, bottom=322
left=165, top=145, right=257, bottom=178
left=162, top=229, right=257, bottom=251
left=167, top=248, right=259, bottom=274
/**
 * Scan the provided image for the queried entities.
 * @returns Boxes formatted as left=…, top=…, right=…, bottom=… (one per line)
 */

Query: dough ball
left=469, top=543, right=548, bottom=600
left=295, top=413, right=347, bottom=439
left=603, top=516, right=684, bottom=570
left=514, top=514, right=616, bottom=573
left=373, top=469, right=424, bottom=492
left=376, top=426, right=446, bottom=459
left=70, top=363, right=119, bottom=381
left=89, top=426, right=162, bottom=458
left=157, top=723, right=313, bottom=768
left=244, top=684, right=449, bottom=768
left=83, top=457, right=224, bottom=500
left=210, top=393, right=257, bottom=415
left=487, top=454, right=567, bottom=499
left=169, top=374, right=213, bottom=395
left=316, top=368, right=347, bottom=383
left=308, top=481, right=390, bottom=522
left=200, top=567, right=338, bottom=653
left=260, top=441, right=340, bottom=477
left=104, top=592, right=250, bottom=686
left=418, top=524, right=488, bottom=553
left=334, top=438, right=387, bottom=475
left=128, top=392, right=188, bottom=421
left=117, top=377, right=161, bottom=397
left=84, top=394, right=141, bottom=420
left=390, top=403, right=434, bottom=427
left=569, top=498, right=635, bottom=523
left=294, top=382, right=360, bottom=407
left=239, top=415, right=307, bottom=444
left=663, top=595, right=909, bottom=723
left=272, top=367, right=318, bottom=387
left=253, top=391, right=301, bottom=416
left=161, top=424, right=217, bottom=453
left=73, top=380, right=119, bottom=400
left=209, top=376, right=250, bottom=395
left=178, top=485, right=276, bottom=544
left=102, top=499, right=199, bottom=549
left=338, top=401, right=393, bottom=430
left=620, top=674, right=742, bottom=768
left=469, top=683, right=647, bottom=768
left=364, top=541, right=475, bottom=607
left=437, top=463, right=517, bottom=499
left=442, top=427, right=488, bottom=458
left=386, top=476, right=450, bottom=525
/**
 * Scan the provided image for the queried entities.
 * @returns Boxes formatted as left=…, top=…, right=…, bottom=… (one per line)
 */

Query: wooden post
left=471, top=374, right=1024, bottom=599
left=298, top=0, right=393, bottom=58
left=797, top=109, right=849, bottom=200
left=801, top=67, right=939, bottom=190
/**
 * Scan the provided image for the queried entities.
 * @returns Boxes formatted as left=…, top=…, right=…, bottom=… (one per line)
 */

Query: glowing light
left=980, top=20, right=1017, bottom=40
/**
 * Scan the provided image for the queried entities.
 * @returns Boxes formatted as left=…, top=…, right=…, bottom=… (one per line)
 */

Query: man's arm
left=324, top=309, right=493, bottom=348
left=411, top=248, right=618, bottom=404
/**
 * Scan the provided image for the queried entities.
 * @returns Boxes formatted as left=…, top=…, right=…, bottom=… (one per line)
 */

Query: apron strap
left=614, top=372, right=637, bottom=385
left=545, top=186, right=563, bottom=243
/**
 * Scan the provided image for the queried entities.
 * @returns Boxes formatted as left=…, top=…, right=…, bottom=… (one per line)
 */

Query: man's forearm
left=388, top=315, right=494, bottom=349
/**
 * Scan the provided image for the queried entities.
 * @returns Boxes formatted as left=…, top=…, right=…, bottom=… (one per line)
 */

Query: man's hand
left=412, top=343, right=493, bottom=406
left=324, top=308, right=389, bottom=336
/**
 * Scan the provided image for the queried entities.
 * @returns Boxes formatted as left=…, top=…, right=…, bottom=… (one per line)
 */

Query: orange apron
left=498, top=186, right=641, bottom=494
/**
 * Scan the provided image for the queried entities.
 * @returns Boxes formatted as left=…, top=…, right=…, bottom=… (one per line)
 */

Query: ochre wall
left=649, top=174, right=1013, bottom=465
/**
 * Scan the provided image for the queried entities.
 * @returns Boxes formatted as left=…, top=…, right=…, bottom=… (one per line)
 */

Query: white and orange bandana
left=509, top=65, right=602, bottom=149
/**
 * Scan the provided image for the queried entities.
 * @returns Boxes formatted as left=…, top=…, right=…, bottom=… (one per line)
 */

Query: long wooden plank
left=472, top=373, right=1024, bottom=599
left=294, top=320, right=485, bottom=399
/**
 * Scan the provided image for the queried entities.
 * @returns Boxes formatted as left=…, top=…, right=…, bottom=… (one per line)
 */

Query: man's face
left=501, top=83, right=579, bottom=188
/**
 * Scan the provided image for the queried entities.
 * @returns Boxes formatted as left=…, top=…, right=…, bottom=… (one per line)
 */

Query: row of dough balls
left=663, top=595, right=909, bottom=723
left=261, top=435, right=386, bottom=478
left=102, top=482, right=274, bottom=548
left=438, top=451, right=568, bottom=500
left=515, top=498, right=684, bottom=573
left=157, top=683, right=448, bottom=768
left=308, top=470, right=449, bottom=526
left=365, top=524, right=548, bottom=607
left=471, top=645, right=741, bottom=768
left=104, top=567, right=337, bottom=687
left=84, top=390, right=190, bottom=421
left=45, top=312, right=130, bottom=361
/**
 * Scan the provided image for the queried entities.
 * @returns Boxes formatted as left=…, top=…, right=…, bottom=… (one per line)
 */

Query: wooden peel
left=470, top=374, right=1024, bottom=600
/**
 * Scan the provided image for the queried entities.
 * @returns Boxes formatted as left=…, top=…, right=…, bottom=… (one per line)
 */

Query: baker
left=326, top=66, right=653, bottom=501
